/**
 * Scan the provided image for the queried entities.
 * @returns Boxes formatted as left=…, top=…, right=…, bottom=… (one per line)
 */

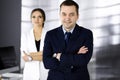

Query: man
left=43, top=0, right=93, bottom=80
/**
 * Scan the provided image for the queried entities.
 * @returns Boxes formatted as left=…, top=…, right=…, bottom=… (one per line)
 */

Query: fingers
left=22, top=51, right=29, bottom=61
left=77, top=46, right=88, bottom=54
left=22, top=56, right=29, bottom=61
left=23, top=51, right=28, bottom=56
left=56, top=53, right=61, bottom=61
left=53, top=53, right=62, bottom=61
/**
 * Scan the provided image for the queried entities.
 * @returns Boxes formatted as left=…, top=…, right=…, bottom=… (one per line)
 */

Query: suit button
left=71, top=66, right=73, bottom=69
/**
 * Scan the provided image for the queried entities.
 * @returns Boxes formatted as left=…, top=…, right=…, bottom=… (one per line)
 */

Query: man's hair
left=60, top=0, right=79, bottom=15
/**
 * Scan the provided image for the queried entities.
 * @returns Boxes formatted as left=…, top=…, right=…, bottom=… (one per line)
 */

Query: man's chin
left=64, top=24, right=70, bottom=27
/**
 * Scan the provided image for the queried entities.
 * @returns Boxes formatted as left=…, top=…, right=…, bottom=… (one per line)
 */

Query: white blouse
left=20, top=28, right=48, bottom=80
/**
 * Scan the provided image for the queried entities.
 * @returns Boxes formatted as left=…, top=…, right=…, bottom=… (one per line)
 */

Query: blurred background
left=0, top=0, right=120, bottom=80
left=21, top=0, right=120, bottom=80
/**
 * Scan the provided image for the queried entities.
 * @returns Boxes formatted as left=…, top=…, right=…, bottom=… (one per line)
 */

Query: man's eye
left=70, top=13, right=74, bottom=17
left=62, top=14, right=66, bottom=16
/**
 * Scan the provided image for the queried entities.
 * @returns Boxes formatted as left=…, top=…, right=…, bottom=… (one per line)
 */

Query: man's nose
left=65, top=15, right=71, bottom=21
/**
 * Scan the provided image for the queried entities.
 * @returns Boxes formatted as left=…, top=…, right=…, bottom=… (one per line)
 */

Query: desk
left=1, top=73, right=23, bottom=80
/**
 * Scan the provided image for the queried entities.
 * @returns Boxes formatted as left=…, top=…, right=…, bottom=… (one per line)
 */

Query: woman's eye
left=39, top=16, right=42, bottom=18
left=32, top=16, right=42, bottom=19
left=32, top=16, right=35, bottom=18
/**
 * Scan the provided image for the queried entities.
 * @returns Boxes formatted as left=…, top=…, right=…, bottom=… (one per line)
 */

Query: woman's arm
left=29, top=51, right=43, bottom=61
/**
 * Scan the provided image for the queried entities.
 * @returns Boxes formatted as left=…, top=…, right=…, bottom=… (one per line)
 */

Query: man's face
left=60, top=5, right=79, bottom=30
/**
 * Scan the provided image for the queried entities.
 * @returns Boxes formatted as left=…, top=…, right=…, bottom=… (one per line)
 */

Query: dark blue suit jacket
left=43, top=24, right=93, bottom=80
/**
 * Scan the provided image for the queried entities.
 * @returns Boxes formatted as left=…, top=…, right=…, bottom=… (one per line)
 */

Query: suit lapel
left=55, top=25, right=82, bottom=53
left=56, top=26, right=66, bottom=52
left=66, top=25, right=81, bottom=51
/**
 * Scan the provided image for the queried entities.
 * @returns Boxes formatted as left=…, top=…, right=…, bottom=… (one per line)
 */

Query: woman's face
left=31, top=11, right=44, bottom=27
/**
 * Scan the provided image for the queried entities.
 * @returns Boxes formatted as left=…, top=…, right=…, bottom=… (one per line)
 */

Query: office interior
left=0, top=0, right=120, bottom=80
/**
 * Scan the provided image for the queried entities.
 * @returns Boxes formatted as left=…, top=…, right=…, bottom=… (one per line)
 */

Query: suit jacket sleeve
left=60, top=30, right=93, bottom=67
left=43, top=32, right=61, bottom=70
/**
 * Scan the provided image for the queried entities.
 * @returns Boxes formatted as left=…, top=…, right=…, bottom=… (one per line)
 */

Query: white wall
left=21, top=0, right=120, bottom=80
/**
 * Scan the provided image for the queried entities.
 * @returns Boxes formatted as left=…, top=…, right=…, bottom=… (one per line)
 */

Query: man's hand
left=77, top=46, right=88, bottom=54
left=53, top=53, right=61, bottom=61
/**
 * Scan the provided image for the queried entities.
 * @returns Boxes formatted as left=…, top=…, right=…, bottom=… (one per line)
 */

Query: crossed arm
left=22, top=51, right=43, bottom=62
left=22, top=46, right=88, bottom=62
left=43, top=30, right=93, bottom=69
left=55, top=46, right=88, bottom=61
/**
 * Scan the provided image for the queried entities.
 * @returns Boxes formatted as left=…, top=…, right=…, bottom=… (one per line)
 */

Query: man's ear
left=77, top=13, right=79, bottom=19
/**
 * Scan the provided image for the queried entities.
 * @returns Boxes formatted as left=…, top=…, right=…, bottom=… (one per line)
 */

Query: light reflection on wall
left=21, top=0, right=120, bottom=80
left=77, top=0, right=120, bottom=80
left=110, top=35, right=120, bottom=45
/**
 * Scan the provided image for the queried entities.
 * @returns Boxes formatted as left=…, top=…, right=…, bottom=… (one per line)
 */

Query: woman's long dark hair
left=31, top=8, right=46, bottom=27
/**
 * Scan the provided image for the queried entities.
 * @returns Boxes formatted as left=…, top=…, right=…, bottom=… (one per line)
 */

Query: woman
left=21, top=8, right=48, bottom=80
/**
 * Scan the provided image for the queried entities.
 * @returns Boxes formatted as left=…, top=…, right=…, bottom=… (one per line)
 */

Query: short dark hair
left=60, top=0, right=79, bottom=15
left=31, top=8, right=46, bottom=27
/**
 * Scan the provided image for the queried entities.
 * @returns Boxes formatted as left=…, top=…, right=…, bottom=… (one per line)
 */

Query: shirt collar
left=62, top=26, right=75, bottom=34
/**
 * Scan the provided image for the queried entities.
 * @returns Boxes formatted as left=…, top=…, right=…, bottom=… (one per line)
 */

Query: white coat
left=21, top=28, right=48, bottom=80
